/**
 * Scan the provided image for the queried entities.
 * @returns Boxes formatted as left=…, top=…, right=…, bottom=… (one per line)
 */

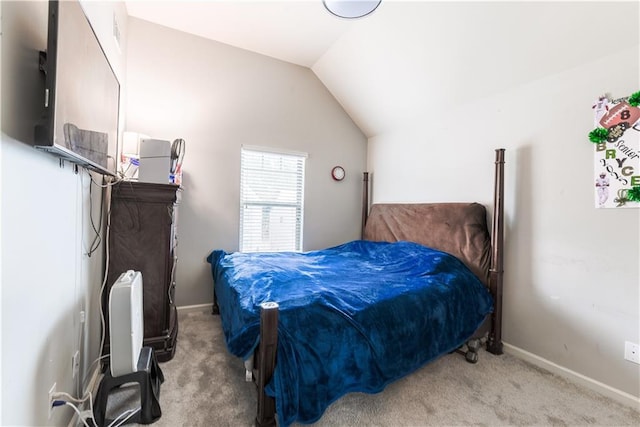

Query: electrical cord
left=53, top=391, right=93, bottom=414
left=51, top=391, right=94, bottom=427
left=85, top=169, right=120, bottom=256
left=98, top=184, right=114, bottom=367
left=80, top=353, right=109, bottom=403
left=51, top=379, right=138, bottom=427
left=88, top=170, right=122, bottom=188
left=80, top=167, right=115, bottom=388
left=84, top=354, right=109, bottom=382
left=108, top=407, right=141, bottom=427
left=63, top=401, right=91, bottom=427
left=52, top=390, right=92, bottom=404
left=76, top=167, right=115, bottom=385
left=120, top=161, right=133, bottom=179
left=86, top=171, right=103, bottom=257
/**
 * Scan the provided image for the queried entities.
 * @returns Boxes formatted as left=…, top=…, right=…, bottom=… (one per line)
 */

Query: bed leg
left=486, top=267, right=504, bottom=355
left=464, top=338, right=481, bottom=363
left=255, top=302, right=279, bottom=427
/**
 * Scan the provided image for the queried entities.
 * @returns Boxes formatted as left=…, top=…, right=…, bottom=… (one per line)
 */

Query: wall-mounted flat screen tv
left=34, top=0, right=120, bottom=176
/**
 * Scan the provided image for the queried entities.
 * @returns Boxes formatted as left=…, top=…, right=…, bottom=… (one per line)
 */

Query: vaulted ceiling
left=126, top=1, right=640, bottom=138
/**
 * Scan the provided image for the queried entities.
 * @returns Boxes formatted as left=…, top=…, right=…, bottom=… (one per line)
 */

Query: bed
left=207, top=149, right=505, bottom=426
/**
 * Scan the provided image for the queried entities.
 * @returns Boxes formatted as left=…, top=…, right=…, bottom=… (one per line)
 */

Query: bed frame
left=213, top=148, right=505, bottom=426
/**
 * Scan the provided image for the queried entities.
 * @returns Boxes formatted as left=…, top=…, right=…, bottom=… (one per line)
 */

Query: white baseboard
left=503, top=342, right=640, bottom=411
left=177, top=303, right=213, bottom=315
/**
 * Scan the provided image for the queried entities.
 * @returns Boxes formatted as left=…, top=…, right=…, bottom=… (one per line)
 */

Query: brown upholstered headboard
left=363, top=203, right=492, bottom=285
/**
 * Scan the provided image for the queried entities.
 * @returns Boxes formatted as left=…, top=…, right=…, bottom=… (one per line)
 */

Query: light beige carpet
left=112, top=311, right=639, bottom=426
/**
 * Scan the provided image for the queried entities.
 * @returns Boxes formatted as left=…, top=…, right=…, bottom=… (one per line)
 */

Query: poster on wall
left=590, top=92, right=640, bottom=208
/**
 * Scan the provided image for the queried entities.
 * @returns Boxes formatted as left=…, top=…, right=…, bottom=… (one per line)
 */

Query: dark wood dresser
left=103, top=181, right=181, bottom=362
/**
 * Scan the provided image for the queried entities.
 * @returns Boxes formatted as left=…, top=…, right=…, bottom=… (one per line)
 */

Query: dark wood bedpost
left=212, top=291, right=220, bottom=315
left=255, top=302, right=279, bottom=427
left=487, top=148, right=505, bottom=355
left=361, top=172, right=370, bottom=239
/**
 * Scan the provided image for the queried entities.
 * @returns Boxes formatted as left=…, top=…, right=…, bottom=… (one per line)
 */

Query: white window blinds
left=240, top=147, right=306, bottom=252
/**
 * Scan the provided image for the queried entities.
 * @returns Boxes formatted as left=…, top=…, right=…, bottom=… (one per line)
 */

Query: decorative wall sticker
left=590, top=92, right=640, bottom=208
left=592, top=96, right=610, bottom=127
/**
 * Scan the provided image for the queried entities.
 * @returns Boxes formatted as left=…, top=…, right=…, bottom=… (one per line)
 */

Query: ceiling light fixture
left=323, top=0, right=381, bottom=19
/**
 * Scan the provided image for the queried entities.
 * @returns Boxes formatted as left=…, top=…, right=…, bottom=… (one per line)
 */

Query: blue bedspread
left=207, top=240, right=493, bottom=426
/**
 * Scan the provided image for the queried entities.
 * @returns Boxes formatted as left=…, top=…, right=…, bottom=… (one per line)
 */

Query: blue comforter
left=207, top=240, right=493, bottom=425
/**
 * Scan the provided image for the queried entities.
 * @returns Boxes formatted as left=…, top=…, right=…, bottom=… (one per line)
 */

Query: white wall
left=125, top=17, right=367, bottom=307
left=0, top=1, right=128, bottom=425
left=365, top=30, right=640, bottom=401
left=310, top=0, right=639, bottom=404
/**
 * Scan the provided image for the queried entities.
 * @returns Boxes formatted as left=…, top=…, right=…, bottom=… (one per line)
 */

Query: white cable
left=53, top=391, right=97, bottom=427
left=63, top=401, right=91, bottom=427
left=88, top=169, right=122, bottom=188
left=99, top=182, right=113, bottom=366
left=52, top=391, right=91, bottom=404
left=84, top=354, right=108, bottom=385
left=82, top=168, right=118, bottom=370
left=108, top=406, right=141, bottom=427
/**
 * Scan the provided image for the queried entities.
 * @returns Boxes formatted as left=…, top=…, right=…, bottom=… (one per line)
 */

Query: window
left=240, top=147, right=306, bottom=252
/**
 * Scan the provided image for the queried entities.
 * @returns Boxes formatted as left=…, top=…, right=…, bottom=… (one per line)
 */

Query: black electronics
left=34, top=0, right=120, bottom=176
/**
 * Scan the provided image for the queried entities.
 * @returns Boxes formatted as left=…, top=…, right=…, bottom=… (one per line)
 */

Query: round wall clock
left=331, top=166, right=345, bottom=181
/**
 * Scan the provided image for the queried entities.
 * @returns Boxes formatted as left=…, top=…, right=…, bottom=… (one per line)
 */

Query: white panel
left=109, top=271, right=144, bottom=377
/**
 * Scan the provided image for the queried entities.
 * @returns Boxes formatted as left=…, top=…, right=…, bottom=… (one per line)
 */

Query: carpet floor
left=112, top=311, right=639, bottom=426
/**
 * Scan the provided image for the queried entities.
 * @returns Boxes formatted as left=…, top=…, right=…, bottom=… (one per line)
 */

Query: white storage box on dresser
left=139, top=138, right=172, bottom=184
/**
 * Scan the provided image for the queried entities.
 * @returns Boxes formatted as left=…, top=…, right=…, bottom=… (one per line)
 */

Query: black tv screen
left=35, top=0, right=120, bottom=176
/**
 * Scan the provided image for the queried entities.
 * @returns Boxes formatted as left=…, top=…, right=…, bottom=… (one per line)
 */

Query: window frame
left=239, top=146, right=307, bottom=253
